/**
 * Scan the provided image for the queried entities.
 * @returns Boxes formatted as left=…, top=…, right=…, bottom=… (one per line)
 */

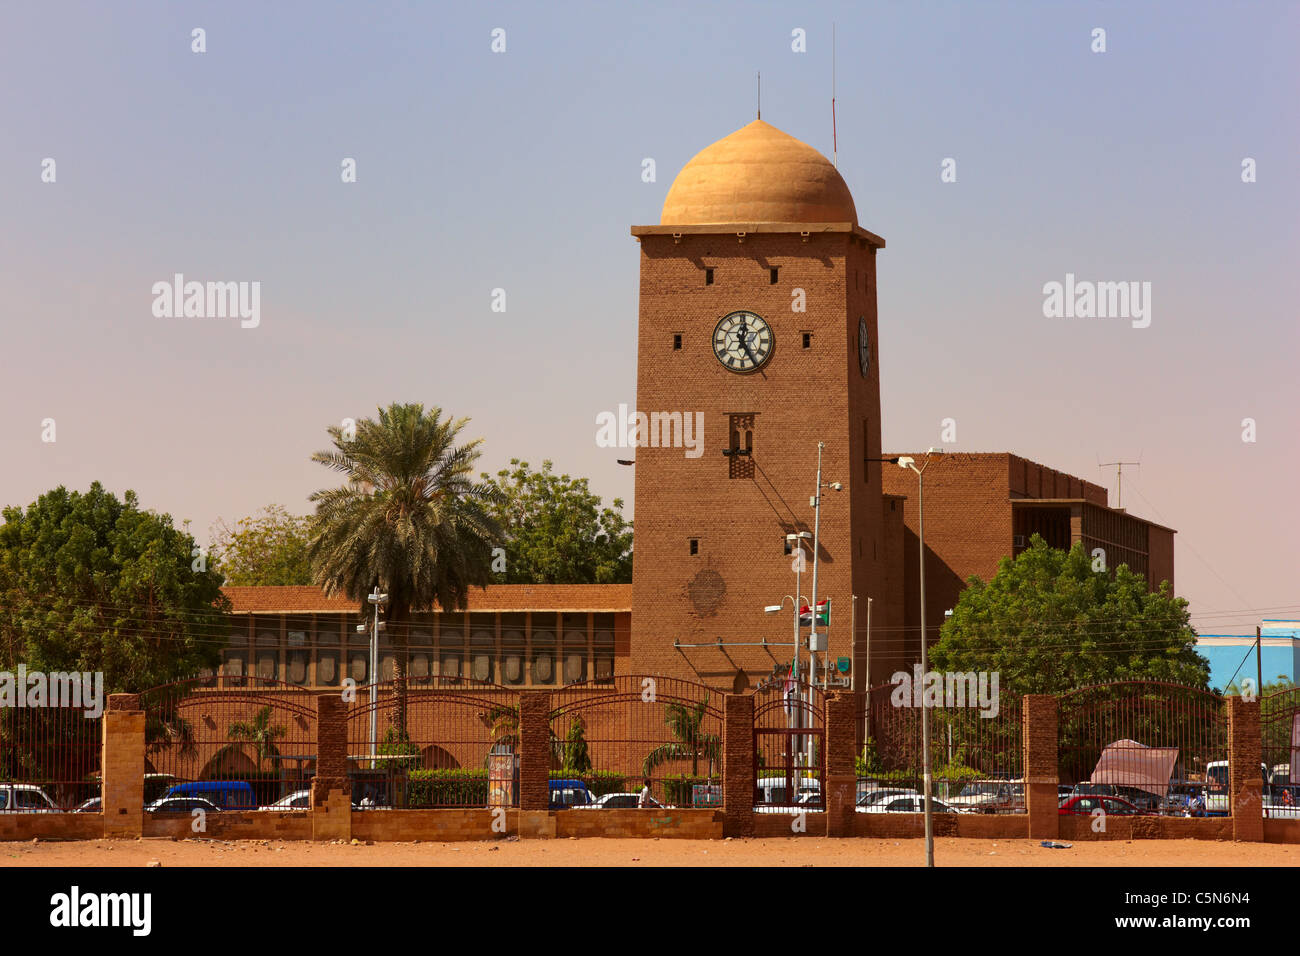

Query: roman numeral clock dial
left=712, top=310, right=772, bottom=372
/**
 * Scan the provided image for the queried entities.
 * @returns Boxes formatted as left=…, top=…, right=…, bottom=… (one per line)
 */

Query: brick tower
left=629, top=119, right=899, bottom=693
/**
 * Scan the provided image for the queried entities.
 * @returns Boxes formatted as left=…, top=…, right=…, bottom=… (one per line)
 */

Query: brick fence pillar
left=1227, top=696, right=1264, bottom=842
left=825, top=694, right=857, bottom=837
left=518, top=691, right=554, bottom=838
left=311, top=693, right=351, bottom=842
left=723, top=694, right=754, bottom=838
left=1022, top=694, right=1058, bottom=840
left=102, top=693, right=144, bottom=839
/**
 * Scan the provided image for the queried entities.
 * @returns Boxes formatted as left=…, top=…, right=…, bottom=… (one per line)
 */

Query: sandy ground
left=0, top=836, right=1293, bottom=867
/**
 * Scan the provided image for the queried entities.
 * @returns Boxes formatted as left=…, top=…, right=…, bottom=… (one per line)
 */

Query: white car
left=947, top=780, right=1024, bottom=814
left=0, top=784, right=61, bottom=813
left=265, top=790, right=311, bottom=810
left=856, top=788, right=918, bottom=811
left=580, top=792, right=665, bottom=809
left=857, top=795, right=958, bottom=814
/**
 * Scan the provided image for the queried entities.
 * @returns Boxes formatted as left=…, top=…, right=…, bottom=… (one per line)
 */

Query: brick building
left=215, top=119, right=1175, bottom=697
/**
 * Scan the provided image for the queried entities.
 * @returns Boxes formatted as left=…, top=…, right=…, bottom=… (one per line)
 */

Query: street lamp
left=897, top=449, right=943, bottom=869
left=358, top=586, right=388, bottom=766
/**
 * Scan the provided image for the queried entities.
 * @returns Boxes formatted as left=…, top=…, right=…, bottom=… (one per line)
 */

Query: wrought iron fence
left=1057, top=681, right=1226, bottom=817
left=1261, top=686, right=1300, bottom=818
left=140, top=677, right=318, bottom=811
left=549, top=675, right=724, bottom=809
left=346, top=676, right=516, bottom=808
left=859, top=680, right=1022, bottom=811
left=0, top=705, right=101, bottom=811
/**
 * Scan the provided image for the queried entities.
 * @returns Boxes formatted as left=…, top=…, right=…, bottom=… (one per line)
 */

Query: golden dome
left=661, top=119, right=857, bottom=226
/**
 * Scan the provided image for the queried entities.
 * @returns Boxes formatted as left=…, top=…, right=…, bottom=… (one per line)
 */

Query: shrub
left=407, top=769, right=488, bottom=807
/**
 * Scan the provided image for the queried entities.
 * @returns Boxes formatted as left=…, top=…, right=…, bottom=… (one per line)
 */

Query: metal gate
left=754, top=682, right=825, bottom=810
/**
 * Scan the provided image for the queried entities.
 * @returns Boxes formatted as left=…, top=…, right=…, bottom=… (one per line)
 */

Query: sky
left=1, top=0, right=1296, bottom=635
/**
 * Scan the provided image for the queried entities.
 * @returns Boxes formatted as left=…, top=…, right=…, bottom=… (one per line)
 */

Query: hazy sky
left=2, top=1, right=1295, bottom=635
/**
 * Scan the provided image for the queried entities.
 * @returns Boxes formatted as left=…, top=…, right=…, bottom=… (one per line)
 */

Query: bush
left=661, top=773, right=720, bottom=807
left=407, top=769, right=488, bottom=807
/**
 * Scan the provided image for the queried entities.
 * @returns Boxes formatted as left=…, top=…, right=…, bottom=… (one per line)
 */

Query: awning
left=1090, top=739, right=1179, bottom=797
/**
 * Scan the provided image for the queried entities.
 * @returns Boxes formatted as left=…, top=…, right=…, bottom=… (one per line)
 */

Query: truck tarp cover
left=1091, top=740, right=1178, bottom=797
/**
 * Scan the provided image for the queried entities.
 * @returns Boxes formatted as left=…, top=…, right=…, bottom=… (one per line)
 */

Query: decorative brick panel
left=825, top=693, right=857, bottom=836
left=723, top=694, right=754, bottom=837
left=519, top=691, right=551, bottom=812
left=1022, top=694, right=1058, bottom=840
left=1227, top=697, right=1264, bottom=842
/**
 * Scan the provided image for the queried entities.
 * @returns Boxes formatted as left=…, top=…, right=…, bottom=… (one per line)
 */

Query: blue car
left=549, top=779, right=594, bottom=809
left=160, top=781, right=257, bottom=810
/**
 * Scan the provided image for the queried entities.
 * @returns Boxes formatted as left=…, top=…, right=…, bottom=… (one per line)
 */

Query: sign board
left=691, top=784, right=722, bottom=808
left=836, top=657, right=850, bottom=674
left=487, top=752, right=516, bottom=808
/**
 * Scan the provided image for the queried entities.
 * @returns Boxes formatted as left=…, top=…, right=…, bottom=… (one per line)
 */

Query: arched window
left=440, top=626, right=464, bottom=679
left=316, top=626, right=339, bottom=686
left=562, top=630, right=587, bottom=684
left=255, top=630, right=279, bottom=682
left=501, top=625, right=525, bottom=685
left=410, top=628, right=433, bottom=680
left=470, top=629, right=495, bottom=683
left=531, top=628, right=555, bottom=685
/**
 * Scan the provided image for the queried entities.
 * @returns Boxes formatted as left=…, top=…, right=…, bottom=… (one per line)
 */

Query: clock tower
left=629, top=119, right=900, bottom=692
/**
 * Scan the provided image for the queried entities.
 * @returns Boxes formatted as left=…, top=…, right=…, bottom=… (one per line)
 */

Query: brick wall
left=102, top=693, right=145, bottom=839
left=1227, top=697, right=1264, bottom=842
left=1022, top=694, right=1059, bottom=840
left=723, top=694, right=754, bottom=837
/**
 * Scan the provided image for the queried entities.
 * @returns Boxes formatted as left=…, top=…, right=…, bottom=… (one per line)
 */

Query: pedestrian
left=637, top=777, right=653, bottom=808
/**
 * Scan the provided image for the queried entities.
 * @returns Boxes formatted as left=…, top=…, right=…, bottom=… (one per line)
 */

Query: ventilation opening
left=689, top=539, right=699, bottom=556
left=705, top=267, right=714, bottom=286
left=770, top=267, right=779, bottom=284
left=802, top=332, right=812, bottom=349
left=673, top=333, right=682, bottom=350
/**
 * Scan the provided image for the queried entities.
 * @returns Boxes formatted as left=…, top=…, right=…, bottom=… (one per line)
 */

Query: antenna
left=831, top=22, right=837, bottom=167
left=1098, top=456, right=1141, bottom=509
left=757, top=71, right=761, bottom=120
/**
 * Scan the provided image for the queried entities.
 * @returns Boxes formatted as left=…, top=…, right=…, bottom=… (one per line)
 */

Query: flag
left=799, top=599, right=830, bottom=627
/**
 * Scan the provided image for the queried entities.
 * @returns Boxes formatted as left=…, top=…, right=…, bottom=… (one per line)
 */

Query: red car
left=1058, top=794, right=1148, bottom=816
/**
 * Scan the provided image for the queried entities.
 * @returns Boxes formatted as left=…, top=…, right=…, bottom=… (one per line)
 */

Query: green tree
left=481, top=459, right=632, bottom=584
left=216, top=706, right=287, bottom=772
left=928, top=534, right=1209, bottom=697
left=0, top=483, right=227, bottom=693
left=210, top=505, right=313, bottom=586
left=642, top=696, right=722, bottom=777
left=308, top=403, right=505, bottom=734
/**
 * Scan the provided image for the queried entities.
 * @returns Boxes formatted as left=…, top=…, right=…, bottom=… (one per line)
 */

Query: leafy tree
left=559, top=716, right=592, bottom=773
left=210, top=505, right=313, bottom=586
left=643, top=696, right=722, bottom=778
left=309, top=403, right=505, bottom=735
left=0, top=482, right=227, bottom=693
left=928, top=535, right=1209, bottom=697
left=217, top=705, right=287, bottom=772
left=481, top=459, right=632, bottom=584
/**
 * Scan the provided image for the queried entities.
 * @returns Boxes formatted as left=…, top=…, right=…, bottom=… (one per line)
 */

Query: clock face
left=713, top=310, right=773, bottom=372
left=858, top=317, right=871, bottom=377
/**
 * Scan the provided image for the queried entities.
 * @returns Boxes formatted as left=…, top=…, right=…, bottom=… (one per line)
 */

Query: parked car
left=947, top=780, right=1024, bottom=814
left=582, top=792, right=665, bottom=809
left=0, top=784, right=61, bottom=813
left=73, top=797, right=102, bottom=813
left=857, top=788, right=918, bottom=810
left=264, top=789, right=361, bottom=811
left=755, top=776, right=820, bottom=809
left=1069, top=782, right=1160, bottom=812
left=1161, top=782, right=1204, bottom=816
left=548, top=779, right=595, bottom=809
left=1059, top=795, right=1147, bottom=816
left=159, top=781, right=257, bottom=810
left=146, top=796, right=221, bottom=813
left=858, top=795, right=957, bottom=814
left=1204, top=761, right=1270, bottom=814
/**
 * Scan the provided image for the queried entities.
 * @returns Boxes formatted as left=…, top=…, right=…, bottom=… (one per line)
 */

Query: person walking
left=637, top=777, right=654, bottom=808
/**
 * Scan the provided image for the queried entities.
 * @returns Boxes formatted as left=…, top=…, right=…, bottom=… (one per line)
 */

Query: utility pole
left=1257, top=625, right=1263, bottom=699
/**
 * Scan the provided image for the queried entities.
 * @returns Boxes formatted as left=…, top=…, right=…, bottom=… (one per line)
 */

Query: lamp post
left=870, top=449, right=943, bottom=868
left=355, top=586, right=388, bottom=767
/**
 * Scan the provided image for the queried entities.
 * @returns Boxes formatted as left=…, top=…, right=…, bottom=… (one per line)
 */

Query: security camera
left=831, top=482, right=842, bottom=491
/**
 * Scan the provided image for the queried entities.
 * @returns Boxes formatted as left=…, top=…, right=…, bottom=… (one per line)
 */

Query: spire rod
left=757, top=70, right=761, bottom=119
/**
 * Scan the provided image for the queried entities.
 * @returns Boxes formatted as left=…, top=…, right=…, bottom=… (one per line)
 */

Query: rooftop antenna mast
left=1098, top=455, right=1141, bottom=509
left=757, top=70, right=761, bottom=119
left=831, top=22, right=838, bottom=167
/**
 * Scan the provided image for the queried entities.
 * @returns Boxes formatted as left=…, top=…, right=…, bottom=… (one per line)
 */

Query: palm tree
left=309, top=403, right=505, bottom=735
left=642, top=696, right=722, bottom=778
left=216, top=706, right=287, bottom=773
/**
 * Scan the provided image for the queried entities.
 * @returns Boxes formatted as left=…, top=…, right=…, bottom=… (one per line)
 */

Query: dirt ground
left=1, top=836, right=1293, bottom=866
